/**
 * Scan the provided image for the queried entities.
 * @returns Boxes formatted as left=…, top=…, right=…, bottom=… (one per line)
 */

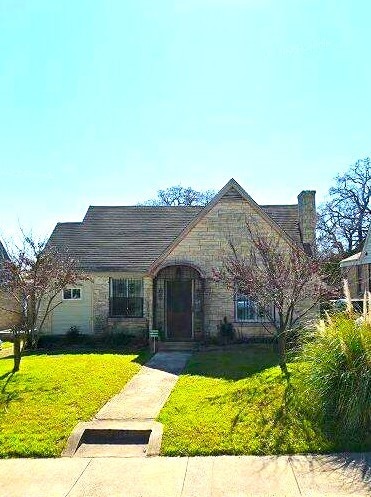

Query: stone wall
left=92, top=271, right=152, bottom=334
left=161, top=195, right=293, bottom=336
left=297, top=190, right=316, bottom=248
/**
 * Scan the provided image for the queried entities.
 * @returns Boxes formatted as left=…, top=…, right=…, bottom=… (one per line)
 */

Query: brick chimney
left=297, top=190, right=316, bottom=252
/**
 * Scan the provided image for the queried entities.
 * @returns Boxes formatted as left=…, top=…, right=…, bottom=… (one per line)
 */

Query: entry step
left=157, top=341, right=197, bottom=352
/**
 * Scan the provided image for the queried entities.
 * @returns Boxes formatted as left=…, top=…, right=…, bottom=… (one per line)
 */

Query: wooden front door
left=166, top=280, right=192, bottom=340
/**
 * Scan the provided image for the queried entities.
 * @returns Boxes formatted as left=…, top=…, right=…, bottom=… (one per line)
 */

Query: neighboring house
left=340, top=225, right=371, bottom=298
left=0, top=241, right=20, bottom=330
left=44, top=179, right=316, bottom=340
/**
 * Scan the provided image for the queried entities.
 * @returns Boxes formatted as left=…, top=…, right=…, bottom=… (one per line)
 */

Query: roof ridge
left=86, top=205, right=203, bottom=209
left=56, top=221, right=82, bottom=225
left=261, top=204, right=298, bottom=208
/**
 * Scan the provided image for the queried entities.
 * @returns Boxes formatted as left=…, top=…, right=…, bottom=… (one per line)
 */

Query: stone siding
left=161, top=196, right=293, bottom=336
left=92, top=272, right=152, bottom=334
left=297, top=191, right=316, bottom=247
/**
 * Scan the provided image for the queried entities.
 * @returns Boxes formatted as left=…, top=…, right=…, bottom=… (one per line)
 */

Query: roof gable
left=340, top=222, right=371, bottom=266
left=149, top=178, right=300, bottom=273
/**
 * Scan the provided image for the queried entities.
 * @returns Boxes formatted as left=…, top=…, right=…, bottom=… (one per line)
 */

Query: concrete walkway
left=95, top=352, right=191, bottom=421
left=62, top=352, right=192, bottom=457
left=0, top=454, right=370, bottom=496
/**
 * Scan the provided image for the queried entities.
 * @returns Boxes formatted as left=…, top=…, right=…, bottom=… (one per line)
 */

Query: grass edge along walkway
left=158, top=344, right=370, bottom=456
left=0, top=348, right=147, bottom=458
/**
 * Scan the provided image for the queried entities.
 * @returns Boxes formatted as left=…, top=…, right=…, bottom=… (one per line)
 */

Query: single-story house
left=0, top=241, right=20, bottom=330
left=44, top=179, right=316, bottom=341
left=340, top=225, right=371, bottom=298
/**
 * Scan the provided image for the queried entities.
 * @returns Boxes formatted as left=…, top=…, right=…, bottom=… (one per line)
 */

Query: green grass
left=1, top=342, right=13, bottom=350
left=0, top=349, right=147, bottom=457
left=158, top=345, right=369, bottom=456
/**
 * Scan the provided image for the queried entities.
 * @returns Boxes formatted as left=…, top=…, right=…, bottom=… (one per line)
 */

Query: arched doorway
left=153, top=265, right=204, bottom=341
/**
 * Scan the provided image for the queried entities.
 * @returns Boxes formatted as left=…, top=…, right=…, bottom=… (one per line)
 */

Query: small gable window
left=63, top=288, right=81, bottom=300
left=109, top=278, right=143, bottom=318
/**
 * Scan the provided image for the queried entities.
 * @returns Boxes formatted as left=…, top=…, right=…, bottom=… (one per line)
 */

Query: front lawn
left=0, top=349, right=147, bottom=457
left=158, top=345, right=369, bottom=455
left=1, top=341, right=13, bottom=349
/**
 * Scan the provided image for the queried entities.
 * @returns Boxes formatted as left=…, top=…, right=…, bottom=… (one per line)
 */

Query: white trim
left=62, top=288, right=82, bottom=300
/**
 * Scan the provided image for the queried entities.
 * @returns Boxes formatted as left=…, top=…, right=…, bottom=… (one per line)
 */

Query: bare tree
left=140, top=185, right=215, bottom=206
left=0, top=235, right=86, bottom=372
left=214, top=224, right=334, bottom=374
left=317, top=158, right=371, bottom=257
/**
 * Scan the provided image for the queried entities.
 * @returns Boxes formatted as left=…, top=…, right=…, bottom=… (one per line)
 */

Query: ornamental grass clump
left=301, top=285, right=371, bottom=440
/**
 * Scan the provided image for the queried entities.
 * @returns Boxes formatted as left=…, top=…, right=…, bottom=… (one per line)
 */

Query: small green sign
left=149, top=330, right=159, bottom=338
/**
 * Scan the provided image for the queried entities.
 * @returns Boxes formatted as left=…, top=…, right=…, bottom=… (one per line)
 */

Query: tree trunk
left=13, top=336, right=22, bottom=373
left=277, top=330, right=289, bottom=378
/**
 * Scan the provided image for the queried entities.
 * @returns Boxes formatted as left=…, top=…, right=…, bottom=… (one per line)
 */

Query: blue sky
left=1, top=0, right=370, bottom=242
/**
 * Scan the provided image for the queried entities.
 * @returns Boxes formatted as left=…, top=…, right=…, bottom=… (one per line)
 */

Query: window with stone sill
left=109, top=278, right=143, bottom=318
left=234, top=293, right=273, bottom=323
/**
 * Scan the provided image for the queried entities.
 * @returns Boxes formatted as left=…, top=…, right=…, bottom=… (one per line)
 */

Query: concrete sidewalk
left=0, top=454, right=370, bottom=497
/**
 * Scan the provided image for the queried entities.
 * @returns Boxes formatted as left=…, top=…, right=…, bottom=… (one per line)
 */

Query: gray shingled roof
left=260, top=205, right=301, bottom=244
left=49, top=206, right=202, bottom=272
left=48, top=202, right=302, bottom=272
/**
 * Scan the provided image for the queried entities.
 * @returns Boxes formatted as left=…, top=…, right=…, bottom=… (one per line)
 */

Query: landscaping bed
left=0, top=348, right=148, bottom=457
left=158, top=345, right=370, bottom=456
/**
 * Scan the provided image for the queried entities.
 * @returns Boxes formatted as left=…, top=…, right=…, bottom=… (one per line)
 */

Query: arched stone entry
left=153, top=265, right=204, bottom=341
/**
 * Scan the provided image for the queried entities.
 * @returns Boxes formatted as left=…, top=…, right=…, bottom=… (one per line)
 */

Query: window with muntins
left=109, top=278, right=143, bottom=317
left=63, top=288, right=81, bottom=300
left=235, top=294, right=260, bottom=322
left=234, top=293, right=273, bottom=322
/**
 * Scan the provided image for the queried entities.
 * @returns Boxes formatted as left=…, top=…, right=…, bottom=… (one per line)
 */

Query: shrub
left=100, top=332, right=136, bottom=347
left=300, top=312, right=371, bottom=439
left=218, top=317, right=235, bottom=343
left=37, top=333, right=96, bottom=348
left=66, top=325, right=80, bottom=339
